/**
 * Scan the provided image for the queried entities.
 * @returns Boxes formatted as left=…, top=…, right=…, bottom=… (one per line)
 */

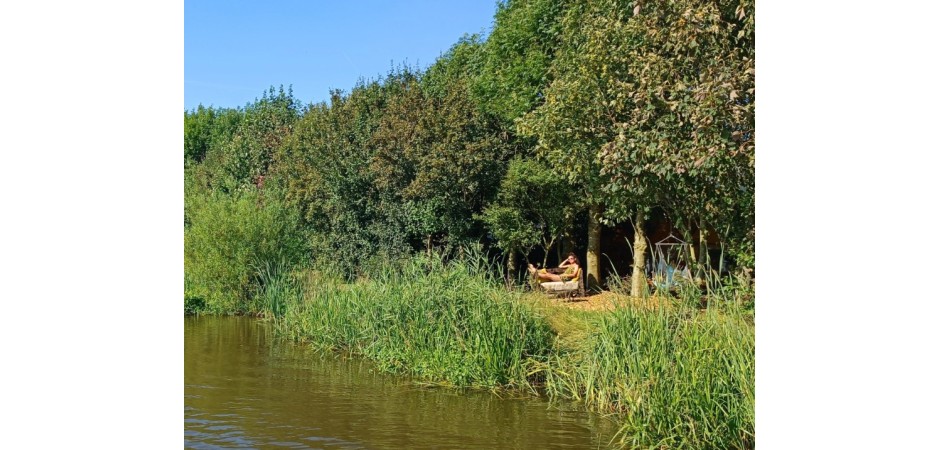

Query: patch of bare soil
left=546, top=290, right=674, bottom=312
left=547, top=291, right=619, bottom=312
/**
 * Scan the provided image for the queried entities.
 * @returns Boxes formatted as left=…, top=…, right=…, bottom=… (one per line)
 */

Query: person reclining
left=528, top=253, right=580, bottom=283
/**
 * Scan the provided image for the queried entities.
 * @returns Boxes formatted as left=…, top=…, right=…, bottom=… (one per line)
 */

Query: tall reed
left=274, top=253, right=554, bottom=389
left=263, top=251, right=754, bottom=448
left=542, top=300, right=754, bottom=449
left=253, top=257, right=304, bottom=318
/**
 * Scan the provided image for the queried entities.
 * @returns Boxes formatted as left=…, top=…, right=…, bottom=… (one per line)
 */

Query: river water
left=185, top=316, right=615, bottom=449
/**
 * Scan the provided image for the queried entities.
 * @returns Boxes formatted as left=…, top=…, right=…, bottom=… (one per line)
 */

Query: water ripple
left=186, top=316, right=616, bottom=449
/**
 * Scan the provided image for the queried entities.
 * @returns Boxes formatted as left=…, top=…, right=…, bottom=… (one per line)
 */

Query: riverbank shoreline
left=186, top=256, right=754, bottom=449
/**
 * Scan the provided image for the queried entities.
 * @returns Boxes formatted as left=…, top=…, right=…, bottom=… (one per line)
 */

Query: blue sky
left=185, top=1, right=499, bottom=110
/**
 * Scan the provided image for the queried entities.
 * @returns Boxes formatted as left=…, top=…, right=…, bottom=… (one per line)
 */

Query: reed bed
left=272, top=253, right=554, bottom=389
left=255, top=252, right=754, bottom=449
left=541, top=300, right=754, bottom=450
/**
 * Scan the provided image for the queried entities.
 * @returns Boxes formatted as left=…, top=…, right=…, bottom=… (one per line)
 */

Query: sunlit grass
left=538, top=296, right=754, bottom=449
left=252, top=252, right=754, bottom=449
left=272, top=252, right=554, bottom=390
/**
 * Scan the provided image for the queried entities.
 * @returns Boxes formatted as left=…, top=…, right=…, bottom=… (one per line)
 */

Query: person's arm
left=558, top=260, right=571, bottom=268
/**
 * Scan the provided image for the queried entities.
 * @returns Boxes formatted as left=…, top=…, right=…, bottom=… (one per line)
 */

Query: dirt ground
left=539, top=290, right=674, bottom=312
left=549, top=291, right=620, bottom=311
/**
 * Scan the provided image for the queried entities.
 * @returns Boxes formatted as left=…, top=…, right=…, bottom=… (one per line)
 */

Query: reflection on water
left=185, top=316, right=615, bottom=449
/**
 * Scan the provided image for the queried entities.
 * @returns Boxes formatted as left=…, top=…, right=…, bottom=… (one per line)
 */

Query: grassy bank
left=271, top=254, right=554, bottom=388
left=251, top=254, right=754, bottom=449
left=537, top=298, right=754, bottom=449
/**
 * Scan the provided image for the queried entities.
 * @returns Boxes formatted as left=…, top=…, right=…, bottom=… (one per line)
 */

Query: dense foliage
left=186, top=0, right=755, bottom=424
left=185, top=0, right=753, bottom=296
left=184, top=2, right=755, bottom=446
left=480, top=157, right=578, bottom=270
left=184, top=169, right=308, bottom=314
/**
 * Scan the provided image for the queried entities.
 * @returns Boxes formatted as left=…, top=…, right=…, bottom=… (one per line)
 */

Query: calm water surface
left=185, top=316, right=615, bottom=449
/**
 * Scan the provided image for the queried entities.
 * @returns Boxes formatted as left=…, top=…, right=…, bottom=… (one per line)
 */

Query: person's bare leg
left=537, top=272, right=562, bottom=282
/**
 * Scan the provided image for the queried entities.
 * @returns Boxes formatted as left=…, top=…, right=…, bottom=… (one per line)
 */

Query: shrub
left=184, top=186, right=308, bottom=314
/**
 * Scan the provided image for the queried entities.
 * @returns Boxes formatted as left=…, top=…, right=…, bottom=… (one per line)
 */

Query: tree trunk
left=698, top=226, right=709, bottom=278
left=587, top=203, right=603, bottom=291
left=541, top=237, right=555, bottom=269
left=507, top=250, right=518, bottom=285
left=631, top=211, right=648, bottom=297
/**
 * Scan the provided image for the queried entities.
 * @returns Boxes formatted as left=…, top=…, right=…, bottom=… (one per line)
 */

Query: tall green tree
left=593, top=0, right=755, bottom=281
left=205, top=86, right=300, bottom=193
left=480, top=157, right=578, bottom=280
left=274, top=81, right=402, bottom=277
left=184, top=105, right=243, bottom=164
left=474, top=0, right=570, bottom=127
left=515, top=0, right=625, bottom=290
left=370, top=63, right=510, bottom=252
left=521, top=0, right=754, bottom=293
